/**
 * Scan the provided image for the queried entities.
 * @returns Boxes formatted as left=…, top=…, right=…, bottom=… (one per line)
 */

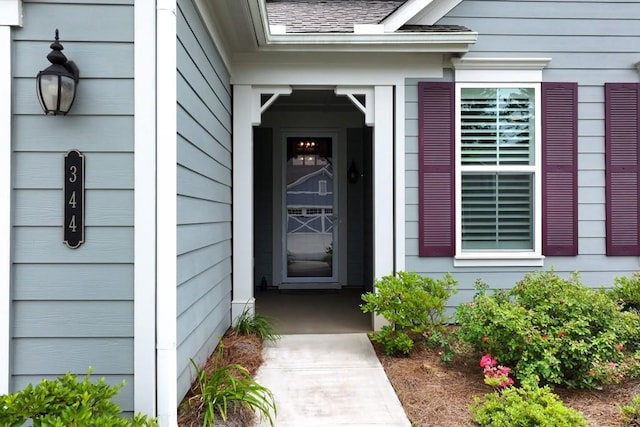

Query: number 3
left=69, top=165, right=77, bottom=183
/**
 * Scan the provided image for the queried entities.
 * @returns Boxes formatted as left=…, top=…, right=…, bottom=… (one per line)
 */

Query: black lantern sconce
left=348, top=158, right=360, bottom=184
left=36, top=29, right=80, bottom=115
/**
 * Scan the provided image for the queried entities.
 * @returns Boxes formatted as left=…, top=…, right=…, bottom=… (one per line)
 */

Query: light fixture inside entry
left=287, top=137, right=332, bottom=166
left=36, top=29, right=80, bottom=115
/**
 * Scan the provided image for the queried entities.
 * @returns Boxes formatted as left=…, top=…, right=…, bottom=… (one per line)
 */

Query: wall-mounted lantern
left=36, top=29, right=79, bottom=115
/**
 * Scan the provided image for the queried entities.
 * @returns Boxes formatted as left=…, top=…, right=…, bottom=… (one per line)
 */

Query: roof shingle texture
left=266, top=0, right=406, bottom=33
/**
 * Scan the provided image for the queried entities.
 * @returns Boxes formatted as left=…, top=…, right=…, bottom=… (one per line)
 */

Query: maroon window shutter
left=542, top=82, right=578, bottom=256
left=418, top=82, right=455, bottom=256
left=605, top=83, right=640, bottom=256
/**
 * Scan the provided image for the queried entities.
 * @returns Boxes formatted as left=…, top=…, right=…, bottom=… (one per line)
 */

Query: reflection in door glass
left=286, top=137, right=333, bottom=278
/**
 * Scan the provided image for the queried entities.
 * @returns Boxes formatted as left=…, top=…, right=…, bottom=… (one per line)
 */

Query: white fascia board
left=263, top=32, right=477, bottom=53
left=382, top=0, right=435, bottom=32
left=408, top=0, right=463, bottom=25
left=0, top=26, right=11, bottom=395
left=451, top=57, right=552, bottom=82
left=0, top=0, right=22, bottom=26
left=248, top=0, right=269, bottom=46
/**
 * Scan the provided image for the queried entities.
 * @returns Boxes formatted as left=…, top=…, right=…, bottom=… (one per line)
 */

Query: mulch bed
left=177, top=330, right=265, bottom=427
left=178, top=329, right=640, bottom=426
left=375, top=341, right=640, bottom=427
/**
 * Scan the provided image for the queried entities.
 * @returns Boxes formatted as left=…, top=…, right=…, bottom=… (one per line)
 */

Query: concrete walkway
left=254, top=333, right=411, bottom=427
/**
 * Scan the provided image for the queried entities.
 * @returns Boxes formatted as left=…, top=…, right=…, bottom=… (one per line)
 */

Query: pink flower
left=480, top=354, right=496, bottom=368
left=616, top=344, right=623, bottom=351
left=609, top=362, right=616, bottom=369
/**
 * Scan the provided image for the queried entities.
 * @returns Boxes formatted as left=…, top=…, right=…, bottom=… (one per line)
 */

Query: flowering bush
left=455, top=270, right=639, bottom=388
left=480, top=354, right=514, bottom=390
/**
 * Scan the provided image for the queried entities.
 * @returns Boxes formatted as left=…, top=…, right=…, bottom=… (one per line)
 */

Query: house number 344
left=64, top=150, right=85, bottom=248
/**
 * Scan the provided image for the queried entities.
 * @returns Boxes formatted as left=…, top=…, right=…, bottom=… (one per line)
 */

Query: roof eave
left=260, top=32, right=478, bottom=53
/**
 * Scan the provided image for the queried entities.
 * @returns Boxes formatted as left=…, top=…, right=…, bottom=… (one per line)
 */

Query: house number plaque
left=64, top=150, right=85, bottom=248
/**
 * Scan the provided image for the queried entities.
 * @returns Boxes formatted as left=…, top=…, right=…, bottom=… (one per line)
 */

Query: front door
left=282, top=134, right=338, bottom=285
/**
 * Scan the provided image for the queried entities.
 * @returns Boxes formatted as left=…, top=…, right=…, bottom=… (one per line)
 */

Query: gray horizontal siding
left=176, top=0, right=233, bottom=403
left=404, top=1, right=640, bottom=307
left=13, top=301, right=133, bottom=337
left=12, top=264, right=133, bottom=300
left=10, top=0, right=135, bottom=411
left=15, top=189, right=133, bottom=226
left=14, top=152, right=134, bottom=189
left=13, top=116, right=134, bottom=152
left=12, top=338, right=133, bottom=375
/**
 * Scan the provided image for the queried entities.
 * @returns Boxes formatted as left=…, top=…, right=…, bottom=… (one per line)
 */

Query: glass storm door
left=283, top=136, right=337, bottom=282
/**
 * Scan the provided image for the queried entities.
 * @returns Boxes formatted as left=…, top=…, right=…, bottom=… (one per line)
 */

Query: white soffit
left=451, top=57, right=552, bottom=82
left=0, top=0, right=22, bottom=26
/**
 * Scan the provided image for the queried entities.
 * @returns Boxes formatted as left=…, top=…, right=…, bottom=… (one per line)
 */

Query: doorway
left=251, top=88, right=376, bottom=331
left=283, top=134, right=337, bottom=284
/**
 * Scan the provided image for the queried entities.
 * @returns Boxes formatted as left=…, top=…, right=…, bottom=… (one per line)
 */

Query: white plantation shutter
left=461, top=173, right=534, bottom=250
left=460, top=88, right=535, bottom=250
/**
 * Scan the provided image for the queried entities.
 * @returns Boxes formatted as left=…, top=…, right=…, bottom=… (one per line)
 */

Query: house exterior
left=2, top=0, right=639, bottom=425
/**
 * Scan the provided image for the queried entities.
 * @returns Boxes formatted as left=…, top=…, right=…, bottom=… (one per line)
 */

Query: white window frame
left=454, top=82, right=543, bottom=267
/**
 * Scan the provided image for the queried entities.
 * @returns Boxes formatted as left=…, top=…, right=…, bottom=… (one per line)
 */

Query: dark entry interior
left=252, top=89, right=374, bottom=332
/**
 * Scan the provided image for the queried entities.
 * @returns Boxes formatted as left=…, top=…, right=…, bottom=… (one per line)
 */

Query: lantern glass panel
left=59, top=75, right=76, bottom=113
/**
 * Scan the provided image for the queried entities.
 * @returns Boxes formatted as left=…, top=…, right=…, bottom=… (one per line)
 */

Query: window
left=418, top=78, right=577, bottom=265
left=457, top=85, right=539, bottom=254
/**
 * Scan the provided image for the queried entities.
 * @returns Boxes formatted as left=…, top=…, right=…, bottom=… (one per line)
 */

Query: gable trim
left=407, top=0, right=462, bottom=26
left=382, top=0, right=438, bottom=32
left=0, top=26, right=11, bottom=395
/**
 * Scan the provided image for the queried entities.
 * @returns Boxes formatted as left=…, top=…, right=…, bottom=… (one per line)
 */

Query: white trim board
left=0, top=0, right=22, bottom=26
left=0, top=25, right=12, bottom=395
left=133, top=0, right=157, bottom=418
left=156, top=0, right=178, bottom=425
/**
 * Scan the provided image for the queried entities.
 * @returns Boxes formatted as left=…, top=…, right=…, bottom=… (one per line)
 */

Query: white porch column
left=232, top=85, right=256, bottom=322
left=373, top=85, right=395, bottom=331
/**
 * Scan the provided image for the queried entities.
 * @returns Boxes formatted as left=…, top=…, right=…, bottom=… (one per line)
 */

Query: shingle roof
left=266, top=0, right=406, bottom=33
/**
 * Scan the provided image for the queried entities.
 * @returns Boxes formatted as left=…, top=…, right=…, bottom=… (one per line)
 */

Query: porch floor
left=254, top=287, right=372, bottom=334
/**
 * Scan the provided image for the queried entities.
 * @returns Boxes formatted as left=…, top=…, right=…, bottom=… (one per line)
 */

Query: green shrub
left=0, top=368, right=157, bottom=427
left=621, top=394, right=640, bottom=425
left=456, top=271, right=635, bottom=388
left=187, top=358, right=276, bottom=427
left=471, top=384, right=587, bottom=426
left=361, top=271, right=457, bottom=356
left=234, top=306, right=280, bottom=343
left=610, top=273, right=640, bottom=313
